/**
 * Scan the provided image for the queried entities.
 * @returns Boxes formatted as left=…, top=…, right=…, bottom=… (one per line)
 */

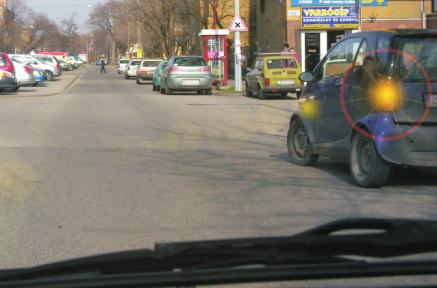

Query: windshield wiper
left=2, top=218, right=437, bottom=288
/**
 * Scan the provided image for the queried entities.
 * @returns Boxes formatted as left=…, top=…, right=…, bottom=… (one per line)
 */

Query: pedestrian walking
left=100, top=59, right=107, bottom=74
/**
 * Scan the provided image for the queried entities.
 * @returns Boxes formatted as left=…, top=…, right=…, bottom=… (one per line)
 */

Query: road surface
left=0, top=65, right=436, bottom=269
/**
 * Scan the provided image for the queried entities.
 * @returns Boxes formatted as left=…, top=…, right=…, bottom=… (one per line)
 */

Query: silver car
left=117, top=59, right=130, bottom=74
left=11, top=58, right=36, bottom=88
left=160, top=56, right=212, bottom=95
left=124, top=59, right=142, bottom=79
left=136, top=59, right=162, bottom=84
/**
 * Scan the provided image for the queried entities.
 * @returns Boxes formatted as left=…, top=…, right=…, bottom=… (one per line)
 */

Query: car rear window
left=130, top=61, right=141, bottom=66
left=266, top=59, right=297, bottom=69
left=394, top=37, right=437, bottom=82
left=174, top=57, right=206, bottom=67
left=142, top=61, right=161, bottom=67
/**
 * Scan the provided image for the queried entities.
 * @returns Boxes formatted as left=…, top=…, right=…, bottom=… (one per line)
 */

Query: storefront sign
left=301, top=7, right=359, bottom=29
left=291, top=0, right=387, bottom=6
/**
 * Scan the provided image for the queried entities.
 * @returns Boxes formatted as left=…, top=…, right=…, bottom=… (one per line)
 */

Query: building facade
left=255, top=0, right=434, bottom=71
left=0, top=0, right=6, bottom=25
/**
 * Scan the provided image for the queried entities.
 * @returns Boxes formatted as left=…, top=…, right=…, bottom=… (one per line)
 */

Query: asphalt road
left=0, top=65, right=436, bottom=270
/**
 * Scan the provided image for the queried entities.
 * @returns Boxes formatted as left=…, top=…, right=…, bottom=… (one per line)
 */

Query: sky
left=22, top=0, right=106, bottom=31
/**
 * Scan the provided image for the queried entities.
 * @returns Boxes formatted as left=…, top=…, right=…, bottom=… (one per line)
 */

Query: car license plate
left=424, top=94, right=437, bottom=108
left=277, top=80, right=294, bottom=85
left=183, top=80, right=200, bottom=86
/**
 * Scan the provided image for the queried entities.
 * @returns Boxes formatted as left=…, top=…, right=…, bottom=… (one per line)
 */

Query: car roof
left=344, top=29, right=437, bottom=40
left=259, top=55, right=298, bottom=60
left=141, top=59, right=162, bottom=62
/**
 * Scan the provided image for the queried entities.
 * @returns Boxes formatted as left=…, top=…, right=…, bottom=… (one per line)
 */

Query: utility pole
left=234, top=0, right=242, bottom=92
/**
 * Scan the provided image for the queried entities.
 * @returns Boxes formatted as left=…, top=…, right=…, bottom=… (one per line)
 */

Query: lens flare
left=300, top=100, right=320, bottom=119
left=369, top=79, right=402, bottom=112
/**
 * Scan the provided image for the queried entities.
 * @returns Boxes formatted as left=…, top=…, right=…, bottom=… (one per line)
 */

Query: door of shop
left=301, top=31, right=327, bottom=72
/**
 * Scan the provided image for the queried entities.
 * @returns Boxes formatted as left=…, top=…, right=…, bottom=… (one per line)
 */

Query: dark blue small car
left=287, top=30, right=437, bottom=188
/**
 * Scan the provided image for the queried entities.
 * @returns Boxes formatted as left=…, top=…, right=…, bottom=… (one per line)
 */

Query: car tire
left=125, top=74, right=129, bottom=80
left=245, top=82, right=253, bottom=97
left=205, top=89, right=212, bottom=95
left=281, top=93, right=288, bottom=98
left=152, top=84, right=156, bottom=91
left=136, top=78, right=141, bottom=84
left=45, top=71, right=54, bottom=81
left=350, top=133, right=391, bottom=188
left=257, top=85, right=265, bottom=100
left=287, top=118, right=319, bottom=166
left=12, top=86, right=20, bottom=92
left=165, top=83, right=172, bottom=95
left=296, top=91, right=302, bottom=99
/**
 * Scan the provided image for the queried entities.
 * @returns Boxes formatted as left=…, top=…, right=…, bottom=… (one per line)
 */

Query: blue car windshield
left=394, top=37, right=437, bottom=82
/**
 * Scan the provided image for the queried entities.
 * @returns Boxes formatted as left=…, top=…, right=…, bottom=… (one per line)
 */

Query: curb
left=0, top=71, right=83, bottom=99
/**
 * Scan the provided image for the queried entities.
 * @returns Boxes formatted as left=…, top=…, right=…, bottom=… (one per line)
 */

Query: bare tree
left=200, top=0, right=233, bottom=29
left=129, top=0, right=199, bottom=58
left=59, top=13, right=79, bottom=52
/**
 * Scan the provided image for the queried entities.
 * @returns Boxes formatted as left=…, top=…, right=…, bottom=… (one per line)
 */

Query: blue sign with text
left=301, top=7, right=359, bottom=29
left=291, top=0, right=387, bottom=6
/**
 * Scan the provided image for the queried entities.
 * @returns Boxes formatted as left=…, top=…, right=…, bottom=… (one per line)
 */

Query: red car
left=0, top=52, right=15, bottom=74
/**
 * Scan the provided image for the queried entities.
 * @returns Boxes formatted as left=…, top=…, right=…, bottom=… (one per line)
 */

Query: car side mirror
left=299, top=72, right=314, bottom=82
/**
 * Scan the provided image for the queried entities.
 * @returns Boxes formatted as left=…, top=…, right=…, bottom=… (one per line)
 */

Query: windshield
left=266, top=58, right=297, bottom=69
left=394, top=37, right=437, bottom=82
left=2, top=2, right=437, bottom=287
left=174, top=57, right=206, bottom=66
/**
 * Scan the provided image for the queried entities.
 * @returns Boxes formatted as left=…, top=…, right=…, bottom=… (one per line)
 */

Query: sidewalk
left=0, top=68, right=84, bottom=98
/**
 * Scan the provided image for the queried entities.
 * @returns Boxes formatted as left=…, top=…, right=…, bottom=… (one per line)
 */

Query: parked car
left=32, top=54, right=62, bottom=76
left=136, top=59, right=162, bottom=84
left=125, top=59, right=142, bottom=79
left=33, top=69, right=47, bottom=85
left=287, top=30, right=437, bottom=188
left=10, top=58, right=36, bottom=90
left=9, top=54, right=61, bottom=81
left=0, top=52, right=15, bottom=74
left=0, top=71, right=17, bottom=92
left=117, top=58, right=130, bottom=74
left=55, top=56, right=73, bottom=71
left=69, top=56, right=80, bottom=69
left=152, top=60, right=168, bottom=91
left=58, top=59, right=70, bottom=71
left=160, top=56, right=212, bottom=95
left=246, top=54, right=302, bottom=100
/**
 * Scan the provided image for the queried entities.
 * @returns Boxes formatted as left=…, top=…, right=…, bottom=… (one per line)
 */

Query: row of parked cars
left=116, top=53, right=305, bottom=99
left=0, top=52, right=83, bottom=93
left=116, top=56, right=214, bottom=95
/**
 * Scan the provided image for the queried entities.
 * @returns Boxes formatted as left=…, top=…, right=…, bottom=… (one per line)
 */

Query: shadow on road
left=277, top=152, right=437, bottom=188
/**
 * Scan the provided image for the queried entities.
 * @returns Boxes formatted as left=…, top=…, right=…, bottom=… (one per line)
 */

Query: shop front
left=300, top=6, right=358, bottom=71
left=289, top=0, right=388, bottom=71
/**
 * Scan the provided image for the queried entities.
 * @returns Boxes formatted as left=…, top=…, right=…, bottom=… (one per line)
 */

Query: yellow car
left=245, top=54, right=302, bottom=100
